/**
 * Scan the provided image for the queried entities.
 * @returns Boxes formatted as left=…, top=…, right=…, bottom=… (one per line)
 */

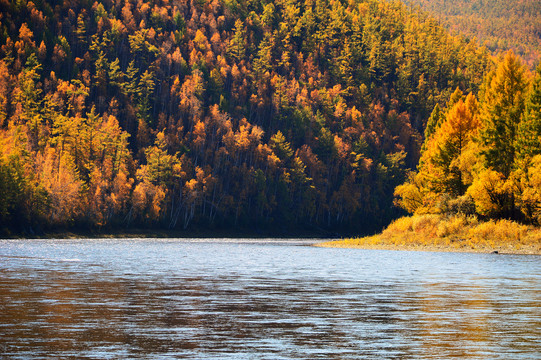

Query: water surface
left=0, top=239, right=539, bottom=359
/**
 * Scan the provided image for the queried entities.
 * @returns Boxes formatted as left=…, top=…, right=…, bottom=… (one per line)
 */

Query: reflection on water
left=0, top=239, right=539, bottom=359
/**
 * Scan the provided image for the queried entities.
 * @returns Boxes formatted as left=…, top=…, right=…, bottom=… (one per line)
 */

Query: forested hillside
left=402, top=0, right=541, bottom=68
left=395, top=52, right=541, bottom=225
left=0, top=0, right=494, bottom=235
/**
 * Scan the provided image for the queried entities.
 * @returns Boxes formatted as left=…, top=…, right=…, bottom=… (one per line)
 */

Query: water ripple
left=0, top=239, right=539, bottom=359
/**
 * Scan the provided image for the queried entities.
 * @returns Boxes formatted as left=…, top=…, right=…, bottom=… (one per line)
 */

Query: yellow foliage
left=436, top=215, right=466, bottom=237
left=468, top=219, right=525, bottom=244
left=193, top=29, right=209, bottom=52
left=132, top=180, right=166, bottom=222
left=516, top=155, right=541, bottom=223
left=36, top=147, right=83, bottom=225
left=456, top=140, right=481, bottom=187
left=321, top=214, right=541, bottom=254
left=411, top=214, right=440, bottom=233
left=467, top=168, right=508, bottom=216
left=419, top=96, right=481, bottom=196
left=386, top=216, right=414, bottom=233
left=393, top=173, right=424, bottom=213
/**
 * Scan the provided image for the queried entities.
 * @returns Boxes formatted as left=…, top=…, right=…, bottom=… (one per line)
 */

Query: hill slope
left=0, top=0, right=491, bottom=235
left=402, top=0, right=541, bottom=68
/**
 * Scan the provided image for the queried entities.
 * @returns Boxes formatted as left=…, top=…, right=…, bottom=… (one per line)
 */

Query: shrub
left=386, top=216, right=414, bottom=233
left=448, top=195, right=476, bottom=215
left=412, top=214, right=439, bottom=234
left=437, top=194, right=476, bottom=215
left=436, top=215, right=467, bottom=237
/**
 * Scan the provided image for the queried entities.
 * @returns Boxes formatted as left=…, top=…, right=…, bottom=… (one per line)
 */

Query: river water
left=0, top=239, right=539, bottom=359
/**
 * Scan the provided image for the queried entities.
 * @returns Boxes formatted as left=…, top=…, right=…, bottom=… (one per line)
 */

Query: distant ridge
left=402, top=0, right=541, bottom=68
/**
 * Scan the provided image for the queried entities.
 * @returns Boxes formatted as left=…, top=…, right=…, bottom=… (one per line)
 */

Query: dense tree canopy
left=396, top=52, right=541, bottom=225
left=0, top=0, right=522, bottom=235
left=403, top=0, right=541, bottom=68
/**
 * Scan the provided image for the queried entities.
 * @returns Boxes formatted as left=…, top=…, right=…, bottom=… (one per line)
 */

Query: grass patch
left=317, top=215, right=541, bottom=254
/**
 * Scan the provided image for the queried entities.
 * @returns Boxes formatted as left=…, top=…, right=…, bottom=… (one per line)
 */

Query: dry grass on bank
left=318, top=215, right=541, bottom=254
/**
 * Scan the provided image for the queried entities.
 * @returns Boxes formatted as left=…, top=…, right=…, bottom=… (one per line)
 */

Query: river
left=0, top=239, right=539, bottom=359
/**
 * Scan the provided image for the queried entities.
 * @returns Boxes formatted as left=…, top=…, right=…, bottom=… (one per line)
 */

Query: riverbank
left=0, top=225, right=338, bottom=240
left=316, top=214, right=541, bottom=255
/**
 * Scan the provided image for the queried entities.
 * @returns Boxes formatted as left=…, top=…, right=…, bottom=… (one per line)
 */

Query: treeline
left=395, top=53, right=541, bottom=225
left=0, top=0, right=492, bottom=235
left=403, top=0, right=541, bottom=68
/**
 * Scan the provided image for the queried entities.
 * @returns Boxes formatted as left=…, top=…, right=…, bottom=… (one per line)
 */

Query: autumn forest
left=0, top=0, right=539, bottom=236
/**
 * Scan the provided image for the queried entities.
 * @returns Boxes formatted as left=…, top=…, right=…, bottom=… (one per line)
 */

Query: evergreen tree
left=422, top=103, right=443, bottom=153
left=479, top=51, right=528, bottom=178
left=227, top=19, right=246, bottom=62
left=516, top=63, right=541, bottom=164
left=137, top=70, right=155, bottom=124
left=427, top=94, right=480, bottom=196
left=514, top=64, right=541, bottom=223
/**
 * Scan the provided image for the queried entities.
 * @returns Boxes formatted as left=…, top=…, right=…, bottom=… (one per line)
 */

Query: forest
left=403, top=0, right=541, bottom=69
left=0, top=0, right=539, bottom=236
